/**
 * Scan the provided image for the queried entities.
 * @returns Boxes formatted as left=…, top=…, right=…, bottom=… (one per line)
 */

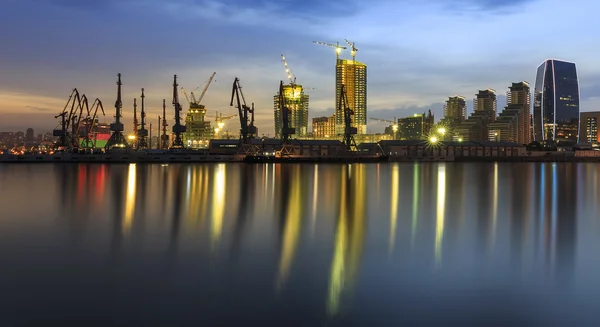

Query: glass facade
left=533, top=59, right=579, bottom=144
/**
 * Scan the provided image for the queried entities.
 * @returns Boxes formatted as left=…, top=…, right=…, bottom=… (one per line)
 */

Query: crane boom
left=196, top=72, right=216, bottom=104
left=344, top=39, right=358, bottom=60
left=280, top=54, right=296, bottom=85
left=369, top=117, right=396, bottom=124
left=180, top=87, right=191, bottom=107
left=313, top=40, right=347, bottom=59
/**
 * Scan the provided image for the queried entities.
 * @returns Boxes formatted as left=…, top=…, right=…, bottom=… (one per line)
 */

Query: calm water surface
left=1, top=162, right=600, bottom=325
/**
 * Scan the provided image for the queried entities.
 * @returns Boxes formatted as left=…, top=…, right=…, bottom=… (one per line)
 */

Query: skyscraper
left=335, top=59, right=367, bottom=135
left=274, top=84, right=309, bottom=137
left=533, top=59, right=580, bottom=144
left=488, top=82, right=531, bottom=144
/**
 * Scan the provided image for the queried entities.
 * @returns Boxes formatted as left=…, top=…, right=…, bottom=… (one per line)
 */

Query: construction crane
left=138, top=88, right=148, bottom=149
left=339, top=84, right=357, bottom=150
left=171, top=75, right=186, bottom=149
left=195, top=72, right=216, bottom=105
left=281, top=54, right=296, bottom=85
left=230, top=77, right=257, bottom=143
left=313, top=41, right=347, bottom=60
left=345, top=39, right=358, bottom=61
left=180, top=87, right=191, bottom=107
left=278, top=80, right=295, bottom=144
left=206, top=111, right=237, bottom=137
left=370, top=117, right=398, bottom=139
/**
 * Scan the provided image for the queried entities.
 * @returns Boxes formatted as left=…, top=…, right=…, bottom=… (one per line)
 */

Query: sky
left=1, top=0, right=600, bottom=135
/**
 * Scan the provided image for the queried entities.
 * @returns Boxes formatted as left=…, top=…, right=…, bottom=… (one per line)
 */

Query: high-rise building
left=454, top=89, right=497, bottom=142
left=441, top=96, right=467, bottom=128
left=579, top=111, right=600, bottom=144
left=274, top=84, right=309, bottom=138
left=335, top=59, right=367, bottom=135
left=312, top=115, right=336, bottom=139
left=533, top=59, right=580, bottom=144
left=488, top=82, right=531, bottom=144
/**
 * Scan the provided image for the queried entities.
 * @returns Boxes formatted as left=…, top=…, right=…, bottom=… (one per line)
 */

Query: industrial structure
left=182, top=72, right=216, bottom=148
left=312, top=115, right=336, bottom=138
left=138, top=88, right=148, bottom=149
left=230, top=77, right=258, bottom=152
left=170, top=75, right=186, bottom=149
left=339, top=84, right=357, bottom=150
left=274, top=54, right=309, bottom=138
left=276, top=80, right=296, bottom=143
left=105, top=74, right=128, bottom=150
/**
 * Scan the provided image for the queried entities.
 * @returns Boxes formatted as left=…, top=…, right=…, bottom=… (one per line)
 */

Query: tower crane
left=180, top=87, right=191, bottom=107
left=345, top=39, right=358, bottom=61
left=230, top=77, right=257, bottom=143
left=281, top=54, right=296, bottom=85
left=195, top=72, right=216, bottom=105
left=278, top=80, right=295, bottom=144
left=206, top=111, right=237, bottom=137
left=313, top=41, right=347, bottom=60
left=340, top=84, right=357, bottom=150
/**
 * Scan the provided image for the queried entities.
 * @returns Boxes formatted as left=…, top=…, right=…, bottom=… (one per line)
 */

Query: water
left=1, top=162, right=599, bottom=326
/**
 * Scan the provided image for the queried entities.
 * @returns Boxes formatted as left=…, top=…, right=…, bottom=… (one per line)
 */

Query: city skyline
left=2, top=0, right=600, bottom=135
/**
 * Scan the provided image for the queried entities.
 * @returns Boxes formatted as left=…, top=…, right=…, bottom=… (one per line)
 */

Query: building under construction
left=274, top=84, right=309, bottom=138
left=181, top=73, right=216, bottom=148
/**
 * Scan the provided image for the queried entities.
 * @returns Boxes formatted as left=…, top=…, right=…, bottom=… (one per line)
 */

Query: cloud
left=1, top=0, right=600, bottom=135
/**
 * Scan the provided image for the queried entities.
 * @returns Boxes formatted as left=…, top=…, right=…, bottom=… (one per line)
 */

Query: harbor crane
left=138, top=88, right=148, bottom=149
left=345, top=39, right=358, bottom=61
left=53, top=88, right=81, bottom=150
left=230, top=77, right=257, bottom=143
left=181, top=72, right=216, bottom=109
left=313, top=41, right=347, bottom=60
left=132, top=98, right=138, bottom=148
left=160, top=99, right=169, bottom=149
left=171, top=75, right=186, bottom=149
left=80, top=98, right=105, bottom=149
left=278, top=80, right=295, bottom=144
left=105, top=73, right=128, bottom=150
left=339, top=84, right=357, bottom=150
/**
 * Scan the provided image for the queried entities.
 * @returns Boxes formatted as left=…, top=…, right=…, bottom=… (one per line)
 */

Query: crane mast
left=171, top=75, right=186, bottom=149
left=138, top=88, right=148, bottom=149
left=230, top=77, right=257, bottom=143
left=105, top=73, right=128, bottom=150
left=340, top=84, right=357, bottom=150
left=278, top=80, right=295, bottom=144
left=132, top=98, right=138, bottom=148
left=161, top=99, right=169, bottom=149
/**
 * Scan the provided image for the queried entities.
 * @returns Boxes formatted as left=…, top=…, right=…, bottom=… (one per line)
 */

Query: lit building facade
left=533, top=59, right=580, bottom=144
left=335, top=59, right=367, bottom=135
left=397, top=111, right=434, bottom=140
left=183, top=104, right=212, bottom=148
left=488, top=82, right=531, bottom=144
left=579, top=111, right=600, bottom=144
left=312, top=115, right=336, bottom=139
left=441, top=96, right=467, bottom=129
left=454, top=89, right=497, bottom=142
left=274, top=84, right=309, bottom=138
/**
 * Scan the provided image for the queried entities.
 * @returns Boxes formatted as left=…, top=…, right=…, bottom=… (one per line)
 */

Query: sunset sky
left=1, top=0, right=599, bottom=135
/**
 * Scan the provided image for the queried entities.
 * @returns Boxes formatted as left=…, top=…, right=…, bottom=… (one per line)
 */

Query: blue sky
left=1, top=0, right=600, bottom=135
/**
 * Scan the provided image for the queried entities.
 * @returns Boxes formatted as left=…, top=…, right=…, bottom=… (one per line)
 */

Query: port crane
left=105, top=73, right=128, bottom=150
left=80, top=98, right=105, bottom=149
left=313, top=41, right=347, bottom=60
left=278, top=80, right=295, bottom=144
left=132, top=98, right=138, bottom=148
left=230, top=77, right=257, bottom=144
left=53, top=88, right=82, bottom=150
left=138, top=88, right=148, bottom=149
left=160, top=99, right=169, bottom=149
left=171, top=75, right=186, bottom=149
left=340, top=84, right=357, bottom=150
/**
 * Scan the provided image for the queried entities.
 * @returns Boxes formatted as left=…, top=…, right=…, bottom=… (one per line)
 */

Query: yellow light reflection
left=434, top=164, right=446, bottom=267
left=211, top=164, right=226, bottom=248
left=276, top=166, right=304, bottom=290
left=327, top=164, right=366, bottom=316
left=122, top=164, right=136, bottom=235
left=411, top=164, right=419, bottom=249
left=491, top=163, right=498, bottom=248
left=311, top=165, right=319, bottom=237
left=389, top=165, right=399, bottom=254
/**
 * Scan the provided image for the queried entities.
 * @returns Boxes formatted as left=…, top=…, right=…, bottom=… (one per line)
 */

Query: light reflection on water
left=0, top=162, right=599, bottom=325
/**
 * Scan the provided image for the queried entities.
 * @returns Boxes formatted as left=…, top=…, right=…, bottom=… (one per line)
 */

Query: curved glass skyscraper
left=533, top=59, right=580, bottom=144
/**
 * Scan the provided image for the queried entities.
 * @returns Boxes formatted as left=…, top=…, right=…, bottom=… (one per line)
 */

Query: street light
left=430, top=136, right=438, bottom=143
